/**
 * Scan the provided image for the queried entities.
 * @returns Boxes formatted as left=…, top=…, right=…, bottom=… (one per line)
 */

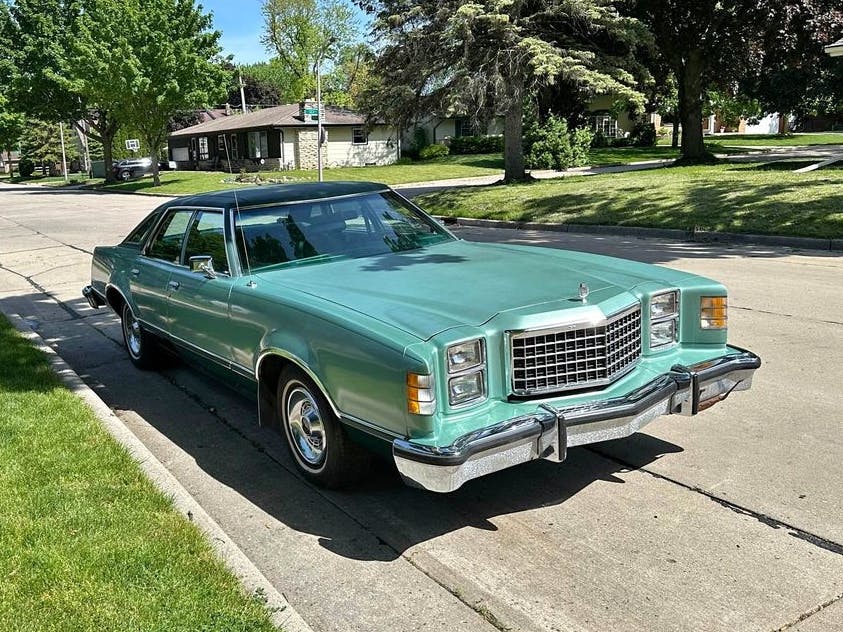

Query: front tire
left=277, top=367, right=369, bottom=488
left=121, top=302, right=161, bottom=370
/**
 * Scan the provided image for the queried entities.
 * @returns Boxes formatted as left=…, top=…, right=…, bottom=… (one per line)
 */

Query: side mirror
left=189, top=255, right=217, bottom=279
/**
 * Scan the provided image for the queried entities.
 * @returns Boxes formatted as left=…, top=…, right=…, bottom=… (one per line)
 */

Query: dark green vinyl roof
left=170, top=181, right=390, bottom=210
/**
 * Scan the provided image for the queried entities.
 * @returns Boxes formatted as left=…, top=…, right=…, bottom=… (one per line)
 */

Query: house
left=586, top=95, right=661, bottom=138
left=825, top=38, right=843, bottom=57
left=168, top=102, right=398, bottom=172
left=402, top=116, right=505, bottom=147
left=0, top=150, right=20, bottom=174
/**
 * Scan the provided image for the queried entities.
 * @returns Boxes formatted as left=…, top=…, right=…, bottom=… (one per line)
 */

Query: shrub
left=448, top=135, right=504, bottom=155
left=419, top=143, right=449, bottom=160
left=524, top=116, right=592, bottom=171
left=630, top=122, right=657, bottom=147
left=610, top=136, right=632, bottom=148
left=590, top=130, right=609, bottom=148
left=394, top=156, right=414, bottom=165
left=18, top=157, right=34, bottom=178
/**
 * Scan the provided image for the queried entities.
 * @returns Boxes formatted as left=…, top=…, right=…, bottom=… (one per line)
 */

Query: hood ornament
left=578, top=282, right=590, bottom=302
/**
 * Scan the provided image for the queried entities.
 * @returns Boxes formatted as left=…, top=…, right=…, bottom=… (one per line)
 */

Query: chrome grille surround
left=509, top=304, right=642, bottom=396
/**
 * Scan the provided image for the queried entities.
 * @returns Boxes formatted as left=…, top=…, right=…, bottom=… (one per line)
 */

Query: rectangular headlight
left=447, top=339, right=484, bottom=374
left=650, top=319, right=677, bottom=348
left=701, top=296, right=728, bottom=329
left=448, top=371, right=485, bottom=406
left=651, top=291, right=678, bottom=319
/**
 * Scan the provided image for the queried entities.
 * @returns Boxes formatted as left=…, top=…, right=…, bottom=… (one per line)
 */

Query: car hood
left=255, top=240, right=684, bottom=340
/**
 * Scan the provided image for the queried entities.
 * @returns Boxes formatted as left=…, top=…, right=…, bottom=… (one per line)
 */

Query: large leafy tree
left=361, top=0, right=646, bottom=181
left=0, top=95, right=24, bottom=175
left=72, top=0, right=229, bottom=185
left=261, top=0, right=360, bottom=102
left=2, top=0, right=123, bottom=180
left=635, top=0, right=843, bottom=162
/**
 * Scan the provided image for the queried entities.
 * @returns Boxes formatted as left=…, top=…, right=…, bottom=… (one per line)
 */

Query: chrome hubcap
left=285, top=386, right=326, bottom=467
left=123, top=309, right=142, bottom=358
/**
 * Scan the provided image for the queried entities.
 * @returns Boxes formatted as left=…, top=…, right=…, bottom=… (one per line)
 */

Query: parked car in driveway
left=112, top=157, right=168, bottom=181
left=83, top=182, right=760, bottom=492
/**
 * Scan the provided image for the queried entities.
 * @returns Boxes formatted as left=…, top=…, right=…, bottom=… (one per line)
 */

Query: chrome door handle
left=167, top=280, right=180, bottom=291
left=130, top=268, right=140, bottom=276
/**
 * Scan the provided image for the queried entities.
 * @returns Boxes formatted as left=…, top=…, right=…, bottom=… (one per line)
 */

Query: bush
left=610, top=136, right=632, bottom=148
left=448, top=135, right=504, bottom=155
left=524, top=116, right=592, bottom=171
left=394, top=156, right=414, bottom=165
left=630, top=122, right=657, bottom=147
left=18, top=158, right=34, bottom=178
left=419, top=143, right=449, bottom=160
left=590, top=130, right=609, bottom=148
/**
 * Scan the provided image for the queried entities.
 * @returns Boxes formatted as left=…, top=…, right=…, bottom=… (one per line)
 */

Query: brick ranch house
left=168, top=102, right=398, bottom=171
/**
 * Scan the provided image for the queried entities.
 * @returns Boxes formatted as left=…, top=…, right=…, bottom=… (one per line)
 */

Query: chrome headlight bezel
left=445, top=338, right=487, bottom=408
left=650, top=290, right=680, bottom=350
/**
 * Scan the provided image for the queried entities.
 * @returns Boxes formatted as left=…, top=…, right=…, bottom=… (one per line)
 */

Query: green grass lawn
left=417, top=161, right=843, bottom=239
left=0, top=315, right=277, bottom=632
left=658, top=132, right=843, bottom=147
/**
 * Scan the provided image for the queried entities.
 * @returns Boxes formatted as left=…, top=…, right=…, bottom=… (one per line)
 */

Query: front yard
left=0, top=315, right=277, bottom=631
left=417, top=162, right=843, bottom=239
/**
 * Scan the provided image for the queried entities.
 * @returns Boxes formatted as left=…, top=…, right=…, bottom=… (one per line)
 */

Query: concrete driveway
left=1, top=184, right=841, bottom=631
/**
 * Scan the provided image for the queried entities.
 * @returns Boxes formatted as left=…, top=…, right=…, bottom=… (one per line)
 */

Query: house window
left=247, top=131, right=268, bottom=159
left=217, top=135, right=227, bottom=155
left=198, top=136, right=209, bottom=160
left=588, top=114, right=619, bottom=138
left=230, top=134, right=238, bottom=159
left=455, top=118, right=480, bottom=138
left=352, top=127, right=368, bottom=145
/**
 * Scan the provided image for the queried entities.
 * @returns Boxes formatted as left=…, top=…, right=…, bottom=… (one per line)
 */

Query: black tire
left=120, top=302, right=162, bottom=370
left=277, top=366, right=369, bottom=488
left=120, top=169, right=132, bottom=181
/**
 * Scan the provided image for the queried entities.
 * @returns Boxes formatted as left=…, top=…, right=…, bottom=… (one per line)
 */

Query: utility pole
left=59, top=122, right=69, bottom=182
left=316, top=61, right=323, bottom=182
left=239, top=71, right=247, bottom=115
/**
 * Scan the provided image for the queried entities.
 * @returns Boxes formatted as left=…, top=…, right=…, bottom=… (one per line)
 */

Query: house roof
left=169, top=104, right=376, bottom=137
left=826, top=37, right=843, bottom=57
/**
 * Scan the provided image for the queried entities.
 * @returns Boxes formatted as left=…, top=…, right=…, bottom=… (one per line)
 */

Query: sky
left=200, top=0, right=269, bottom=64
left=199, top=0, right=372, bottom=65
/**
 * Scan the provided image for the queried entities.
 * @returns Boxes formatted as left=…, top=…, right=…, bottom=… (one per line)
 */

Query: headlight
left=700, top=296, right=728, bottom=329
left=446, top=339, right=487, bottom=407
left=448, top=372, right=485, bottom=406
left=447, top=339, right=484, bottom=373
left=651, top=291, right=678, bottom=319
left=650, top=290, right=679, bottom=350
left=650, top=319, right=677, bottom=348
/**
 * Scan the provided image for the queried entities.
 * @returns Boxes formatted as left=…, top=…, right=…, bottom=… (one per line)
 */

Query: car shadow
left=68, top=331, right=684, bottom=563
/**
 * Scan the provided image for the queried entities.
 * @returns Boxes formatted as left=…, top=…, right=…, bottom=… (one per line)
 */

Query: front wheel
left=277, top=367, right=369, bottom=488
left=121, top=302, right=162, bottom=370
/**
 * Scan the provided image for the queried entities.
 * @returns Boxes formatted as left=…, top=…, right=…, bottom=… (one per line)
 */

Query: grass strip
left=0, top=315, right=277, bottom=632
left=417, top=162, right=843, bottom=239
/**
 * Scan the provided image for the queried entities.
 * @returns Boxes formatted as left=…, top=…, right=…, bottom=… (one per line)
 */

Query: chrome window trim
left=506, top=303, right=642, bottom=397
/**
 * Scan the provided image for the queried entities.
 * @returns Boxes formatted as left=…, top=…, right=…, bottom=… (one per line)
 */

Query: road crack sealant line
left=3, top=311, right=314, bottom=632
left=771, top=592, right=843, bottom=632
left=587, top=446, right=843, bottom=558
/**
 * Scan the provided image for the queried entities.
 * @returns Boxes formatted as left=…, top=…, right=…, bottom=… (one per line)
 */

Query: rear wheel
left=119, top=169, right=132, bottom=181
left=277, top=366, right=369, bottom=488
left=120, top=302, right=162, bottom=370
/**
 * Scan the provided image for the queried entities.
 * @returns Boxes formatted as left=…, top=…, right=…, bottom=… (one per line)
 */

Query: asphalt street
left=1, top=183, right=841, bottom=632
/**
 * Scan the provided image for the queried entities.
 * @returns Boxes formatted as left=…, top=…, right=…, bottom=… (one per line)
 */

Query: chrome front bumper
left=393, top=348, right=761, bottom=493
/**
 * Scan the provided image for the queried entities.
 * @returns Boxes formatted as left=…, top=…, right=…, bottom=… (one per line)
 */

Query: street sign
left=125, top=139, right=140, bottom=151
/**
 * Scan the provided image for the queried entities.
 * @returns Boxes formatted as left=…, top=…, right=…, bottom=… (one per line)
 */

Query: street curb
left=5, top=312, right=313, bottom=632
left=439, top=216, right=843, bottom=253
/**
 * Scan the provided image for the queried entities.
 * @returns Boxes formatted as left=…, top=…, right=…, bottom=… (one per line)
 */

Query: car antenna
left=222, top=134, right=256, bottom=288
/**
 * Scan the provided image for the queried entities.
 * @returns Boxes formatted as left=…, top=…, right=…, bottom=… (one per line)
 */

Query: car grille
left=510, top=304, right=642, bottom=396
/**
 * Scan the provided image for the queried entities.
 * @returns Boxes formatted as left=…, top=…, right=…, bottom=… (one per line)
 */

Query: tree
left=361, top=0, right=645, bottom=181
left=323, top=43, right=374, bottom=108
left=261, top=0, right=360, bottom=102
left=19, top=119, right=69, bottom=174
left=2, top=0, right=123, bottom=181
left=71, top=0, right=229, bottom=185
left=635, top=0, right=843, bottom=161
left=0, top=95, right=24, bottom=176
left=226, top=61, right=289, bottom=109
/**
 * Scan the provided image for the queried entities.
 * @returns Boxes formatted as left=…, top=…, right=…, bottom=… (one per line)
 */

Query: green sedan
left=83, top=181, right=760, bottom=493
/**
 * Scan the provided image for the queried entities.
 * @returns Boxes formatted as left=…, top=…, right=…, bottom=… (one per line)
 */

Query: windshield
left=233, top=191, right=454, bottom=270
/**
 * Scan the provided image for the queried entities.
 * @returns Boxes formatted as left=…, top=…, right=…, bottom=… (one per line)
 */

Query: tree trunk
left=6, top=150, right=13, bottom=177
left=671, top=110, right=680, bottom=148
left=677, top=50, right=713, bottom=163
left=503, top=83, right=526, bottom=182
left=101, top=128, right=116, bottom=183
left=150, top=151, right=160, bottom=187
